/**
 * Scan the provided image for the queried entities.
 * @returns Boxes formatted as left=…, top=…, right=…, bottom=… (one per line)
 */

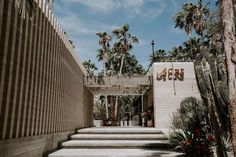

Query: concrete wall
left=153, top=62, right=200, bottom=129
left=0, top=0, right=93, bottom=156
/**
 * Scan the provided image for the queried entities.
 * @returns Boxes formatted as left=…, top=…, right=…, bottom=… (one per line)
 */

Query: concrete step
left=70, top=134, right=168, bottom=140
left=77, top=127, right=163, bottom=134
left=49, top=149, right=185, bottom=157
left=62, top=140, right=171, bottom=149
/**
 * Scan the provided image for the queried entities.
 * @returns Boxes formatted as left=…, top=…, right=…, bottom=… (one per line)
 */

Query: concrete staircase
left=49, top=127, right=184, bottom=157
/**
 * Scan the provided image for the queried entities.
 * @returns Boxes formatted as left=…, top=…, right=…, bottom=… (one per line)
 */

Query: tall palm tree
left=96, top=32, right=112, bottom=77
left=221, top=0, right=236, bottom=155
left=173, top=0, right=209, bottom=36
left=82, top=60, right=97, bottom=76
left=96, top=32, right=112, bottom=120
left=14, top=0, right=37, bottom=19
left=112, top=24, right=139, bottom=121
left=112, top=24, right=139, bottom=76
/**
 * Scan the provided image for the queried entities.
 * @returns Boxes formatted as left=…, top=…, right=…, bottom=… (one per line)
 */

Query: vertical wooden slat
left=38, top=10, right=46, bottom=135
left=29, top=6, right=39, bottom=136
left=52, top=31, right=59, bottom=133
left=1, top=0, right=17, bottom=139
left=65, top=49, right=69, bottom=130
left=44, top=19, right=51, bottom=134
left=18, top=11, right=29, bottom=138
left=55, top=34, right=60, bottom=133
left=20, top=13, right=33, bottom=137
left=13, top=18, right=25, bottom=138
left=12, top=13, right=24, bottom=140
left=34, top=7, right=43, bottom=136
left=61, top=49, right=65, bottom=131
left=26, top=9, right=39, bottom=136
left=40, top=11, right=48, bottom=134
left=9, top=8, right=23, bottom=139
left=0, top=0, right=13, bottom=139
left=27, top=8, right=38, bottom=137
left=58, top=41, right=62, bottom=132
left=5, top=2, right=18, bottom=139
left=0, top=0, right=5, bottom=44
left=48, top=16, right=54, bottom=133
left=24, top=13, right=34, bottom=137
left=61, top=43, right=65, bottom=131
left=49, top=29, right=55, bottom=134
left=42, top=15, right=49, bottom=134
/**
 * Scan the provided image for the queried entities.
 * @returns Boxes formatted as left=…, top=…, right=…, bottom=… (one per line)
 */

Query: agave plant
left=221, top=132, right=233, bottom=153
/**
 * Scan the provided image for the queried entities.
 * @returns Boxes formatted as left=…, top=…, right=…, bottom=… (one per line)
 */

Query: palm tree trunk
left=114, top=54, right=125, bottom=122
left=103, top=61, right=106, bottom=77
left=103, top=61, right=109, bottom=119
left=119, top=54, right=125, bottom=76
left=221, top=0, right=236, bottom=155
left=114, top=96, right=119, bottom=120
left=105, top=96, right=108, bottom=119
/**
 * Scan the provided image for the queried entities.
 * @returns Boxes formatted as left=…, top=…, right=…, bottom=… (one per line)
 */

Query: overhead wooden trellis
left=84, top=75, right=153, bottom=95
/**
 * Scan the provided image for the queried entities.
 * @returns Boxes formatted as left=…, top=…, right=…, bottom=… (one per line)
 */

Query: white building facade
left=152, top=62, right=201, bottom=129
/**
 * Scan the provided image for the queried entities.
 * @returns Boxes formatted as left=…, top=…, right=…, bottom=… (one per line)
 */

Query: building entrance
left=84, top=75, right=153, bottom=127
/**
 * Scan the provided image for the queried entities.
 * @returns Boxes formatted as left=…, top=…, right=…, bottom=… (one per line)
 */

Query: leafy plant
left=172, top=97, right=208, bottom=131
left=169, top=129, right=214, bottom=157
left=221, top=132, right=233, bottom=153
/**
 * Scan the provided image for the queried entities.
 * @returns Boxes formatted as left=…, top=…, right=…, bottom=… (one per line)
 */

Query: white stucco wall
left=153, top=62, right=200, bottom=129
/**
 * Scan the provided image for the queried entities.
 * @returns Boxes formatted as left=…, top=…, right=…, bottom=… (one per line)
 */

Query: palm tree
left=82, top=60, right=97, bottom=76
left=111, top=24, right=139, bottom=121
left=96, top=32, right=112, bottom=77
left=96, top=32, right=112, bottom=120
left=173, top=0, right=209, bottom=36
left=122, top=54, right=145, bottom=75
left=221, top=0, right=236, bottom=155
left=112, top=24, right=139, bottom=76
left=149, top=49, right=166, bottom=62
left=146, top=49, right=167, bottom=73
left=14, top=0, right=37, bottom=19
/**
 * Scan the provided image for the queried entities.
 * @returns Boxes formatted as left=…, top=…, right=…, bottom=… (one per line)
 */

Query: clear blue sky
left=53, top=0, right=217, bottom=70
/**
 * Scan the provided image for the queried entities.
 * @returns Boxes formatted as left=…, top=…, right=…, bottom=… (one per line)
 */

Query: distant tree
left=111, top=24, right=139, bottom=120
left=82, top=60, right=97, bottom=76
left=112, top=24, right=139, bottom=76
left=173, top=0, right=209, bottom=36
left=96, top=32, right=112, bottom=77
left=96, top=32, right=112, bottom=120
left=147, top=49, right=167, bottom=72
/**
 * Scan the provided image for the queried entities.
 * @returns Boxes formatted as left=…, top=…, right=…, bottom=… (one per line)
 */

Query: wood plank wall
left=0, top=0, right=93, bottom=141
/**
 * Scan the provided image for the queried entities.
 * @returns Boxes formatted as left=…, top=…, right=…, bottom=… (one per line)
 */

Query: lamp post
left=151, top=40, right=155, bottom=63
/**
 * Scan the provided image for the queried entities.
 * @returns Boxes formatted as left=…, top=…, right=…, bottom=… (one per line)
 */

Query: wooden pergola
left=84, top=75, right=153, bottom=95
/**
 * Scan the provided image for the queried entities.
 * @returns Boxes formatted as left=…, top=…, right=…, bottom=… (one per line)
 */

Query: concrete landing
left=71, top=134, right=168, bottom=140
left=62, top=140, right=169, bottom=149
left=49, top=149, right=184, bottom=157
left=77, top=127, right=163, bottom=134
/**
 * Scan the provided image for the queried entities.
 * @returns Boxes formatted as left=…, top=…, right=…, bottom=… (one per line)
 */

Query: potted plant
left=142, top=105, right=154, bottom=127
